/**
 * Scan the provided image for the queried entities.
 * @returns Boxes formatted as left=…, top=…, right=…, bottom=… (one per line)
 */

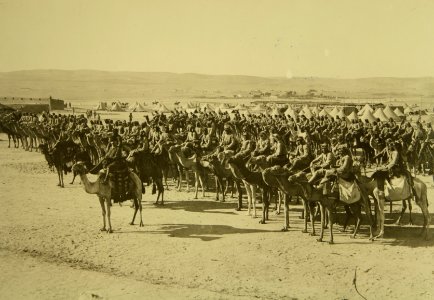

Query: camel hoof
left=409, top=221, right=414, bottom=226
left=99, top=228, right=106, bottom=232
left=140, top=222, right=144, bottom=227
left=252, top=215, right=257, bottom=219
left=301, top=229, right=308, bottom=233
left=235, top=208, right=242, bottom=211
left=298, top=216, right=304, bottom=220
left=316, top=238, right=323, bottom=242
left=281, top=227, right=288, bottom=232
left=328, top=240, right=334, bottom=245
left=274, top=211, right=281, bottom=215
left=129, top=222, right=134, bottom=225
left=107, top=229, right=113, bottom=234
left=309, top=232, right=317, bottom=236
left=259, top=220, right=266, bottom=224
left=350, top=235, right=356, bottom=239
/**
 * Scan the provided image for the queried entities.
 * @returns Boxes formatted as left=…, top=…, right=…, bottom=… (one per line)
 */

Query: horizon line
left=1, top=68, right=433, bottom=80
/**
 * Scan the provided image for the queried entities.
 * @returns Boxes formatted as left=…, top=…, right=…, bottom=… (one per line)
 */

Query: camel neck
left=79, top=173, right=99, bottom=195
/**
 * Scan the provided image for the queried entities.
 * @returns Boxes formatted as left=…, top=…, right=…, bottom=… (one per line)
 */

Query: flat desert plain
left=0, top=133, right=433, bottom=299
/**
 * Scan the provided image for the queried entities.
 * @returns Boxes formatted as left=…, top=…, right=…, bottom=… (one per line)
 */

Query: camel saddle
left=105, top=159, right=133, bottom=203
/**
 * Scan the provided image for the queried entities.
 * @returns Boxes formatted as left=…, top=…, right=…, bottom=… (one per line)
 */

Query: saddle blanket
left=338, top=178, right=361, bottom=204
left=384, top=176, right=411, bottom=201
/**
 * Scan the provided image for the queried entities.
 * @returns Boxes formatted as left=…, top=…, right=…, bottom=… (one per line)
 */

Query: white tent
left=394, top=107, right=405, bottom=117
left=284, top=106, right=298, bottom=119
left=252, top=104, right=267, bottom=112
left=94, top=102, right=107, bottom=110
left=329, top=106, right=340, bottom=118
left=336, top=109, right=347, bottom=120
left=383, top=105, right=400, bottom=121
left=311, top=106, right=321, bottom=116
left=404, top=106, right=414, bottom=115
left=299, top=107, right=313, bottom=119
left=270, top=107, right=282, bottom=116
left=359, top=109, right=377, bottom=123
left=357, top=104, right=374, bottom=116
left=373, top=108, right=389, bottom=122
left=110, top=102, right=123, bottom=111
left=319, top=108, right=331, bottom=118
left=158, top=104, right=171, bottom=113
left=347, top=111, right=359, bottom=121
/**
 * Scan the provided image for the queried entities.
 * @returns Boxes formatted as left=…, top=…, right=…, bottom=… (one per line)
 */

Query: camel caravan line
left=0, top=108, right=431, bottom=242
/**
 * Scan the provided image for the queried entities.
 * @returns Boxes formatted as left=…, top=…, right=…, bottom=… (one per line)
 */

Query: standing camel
left=227, top=156, right=270, bottom=220
left=168, top=144, right=206, bottom=199
left=72, top=162, right=143, bottom=233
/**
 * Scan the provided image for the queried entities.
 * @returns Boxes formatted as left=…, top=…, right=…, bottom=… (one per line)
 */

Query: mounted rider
left=266, top=133, right=288, bottom=166
left=285, top=136, right=312, bottom=173
left=233, top=129, right=255, bottom=161
left=373, top=139, right=419, bottom=201
left=308, top=143, right=336, bottom=184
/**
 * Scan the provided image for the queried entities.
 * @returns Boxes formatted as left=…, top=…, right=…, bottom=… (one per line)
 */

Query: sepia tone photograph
left=0, top=0, right=433, bottom=299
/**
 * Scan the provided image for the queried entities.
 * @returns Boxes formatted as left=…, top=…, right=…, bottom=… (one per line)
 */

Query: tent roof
left=394, top=107, right=405, bottom=117
left=252, top=104, right=267, bottom=111
left=329, top=106, right=340, bottom=118
left=360, top=109, right=377, bottom=123
left=110, top=103, right=123, bottom=111
left=347, top=111, right=358, bottom=121
left=383, top=105, right=400, bottom=121
left=373, top=108, right=389, bottom=122
left=299, top=108, right=313, bottom=119
left=311, top=106, right=321, bottom=115
left=336, top=109, right=347, bottom=118
left=284, top=106, right=297, bottom=119
left=404, top=106, right=413, bottom=114
left=358, top=104, right=374, bottom=116
left=158, top=104, right=171, bottom=113
left=319, top=108, right=331, bottom=117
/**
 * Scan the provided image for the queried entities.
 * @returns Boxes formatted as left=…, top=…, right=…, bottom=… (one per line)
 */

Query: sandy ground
left=0, top=133, right=434, bottom=299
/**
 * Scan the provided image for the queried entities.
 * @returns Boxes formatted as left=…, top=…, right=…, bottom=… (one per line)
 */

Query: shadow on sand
left=145, top=223, right=272, bottom=241
left=151, top=200, right=240, bottom=215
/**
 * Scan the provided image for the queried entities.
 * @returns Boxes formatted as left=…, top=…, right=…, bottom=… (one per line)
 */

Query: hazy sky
left=0, top=0, right=433, bottom=78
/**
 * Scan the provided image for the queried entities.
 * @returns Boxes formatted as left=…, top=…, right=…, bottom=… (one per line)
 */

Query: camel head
left=72, top=161, right=88, bottom=175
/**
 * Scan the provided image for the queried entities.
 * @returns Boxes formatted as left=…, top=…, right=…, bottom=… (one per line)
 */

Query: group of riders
left=1, top=107, right=434, bottom=203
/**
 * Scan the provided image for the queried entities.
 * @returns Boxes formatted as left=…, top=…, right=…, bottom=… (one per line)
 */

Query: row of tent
left=94, top=100, right=422, bottom=123
left=94, top=101, right=171, bottom=113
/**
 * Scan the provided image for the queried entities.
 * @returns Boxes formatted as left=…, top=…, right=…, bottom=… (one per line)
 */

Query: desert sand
left=0, top=133, right=433, bottom=299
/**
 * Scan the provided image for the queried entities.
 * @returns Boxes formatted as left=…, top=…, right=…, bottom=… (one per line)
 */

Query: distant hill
left=0, top=69, right=433, bottom=102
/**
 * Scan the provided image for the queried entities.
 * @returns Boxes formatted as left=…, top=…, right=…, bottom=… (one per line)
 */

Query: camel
left=127, top=149, right=164, bottom=205
left=168, top=144, right=206, bottom=199
left=39, top=140, right=79, bottom=187
left=227, top=156, right=270, bottom=220
left=263, top=169, right=375, bottom=244
left=248, top=155, right=286, bottom=215
left=201, top=152, right=243, bottom=210
left=72, top=162, right=143, bottom=233
left=367, top=175, right=430, bottom=240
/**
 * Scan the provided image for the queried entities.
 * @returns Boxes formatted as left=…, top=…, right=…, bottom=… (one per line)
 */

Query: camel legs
left=373, top=188, right=385, bottom=239
left=194, top=171, right=205, bottom=199
left=317, top=203, right=326, bottom=242
left=396, top=199, right=413, bottom=225
left=105, top=198, right=113, bottom=233
left=215, top=176, right=225, bottom=202
left=281, top=194, right=291, bottom=231
left=154, top=179, right=164, bottom=205
left=275, top=190, right=282, bottom=215
left=243, top=180, right=254, bottom=217
left=235, top=181, right=243, bottom=211
left=259, top=189, right=270, bottom=224
left=98, top=196, right=107, bottom=232
left=130, top=197, right=144, bottom=227
left=57, top=167, right=64, bottom=188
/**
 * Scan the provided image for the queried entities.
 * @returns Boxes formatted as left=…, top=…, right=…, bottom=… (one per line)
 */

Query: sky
left=0, top=0, right=433, bottom=78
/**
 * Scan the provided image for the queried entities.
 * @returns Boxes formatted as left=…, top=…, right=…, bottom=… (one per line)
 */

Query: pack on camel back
left=93, top=139, right=134, bottom=203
